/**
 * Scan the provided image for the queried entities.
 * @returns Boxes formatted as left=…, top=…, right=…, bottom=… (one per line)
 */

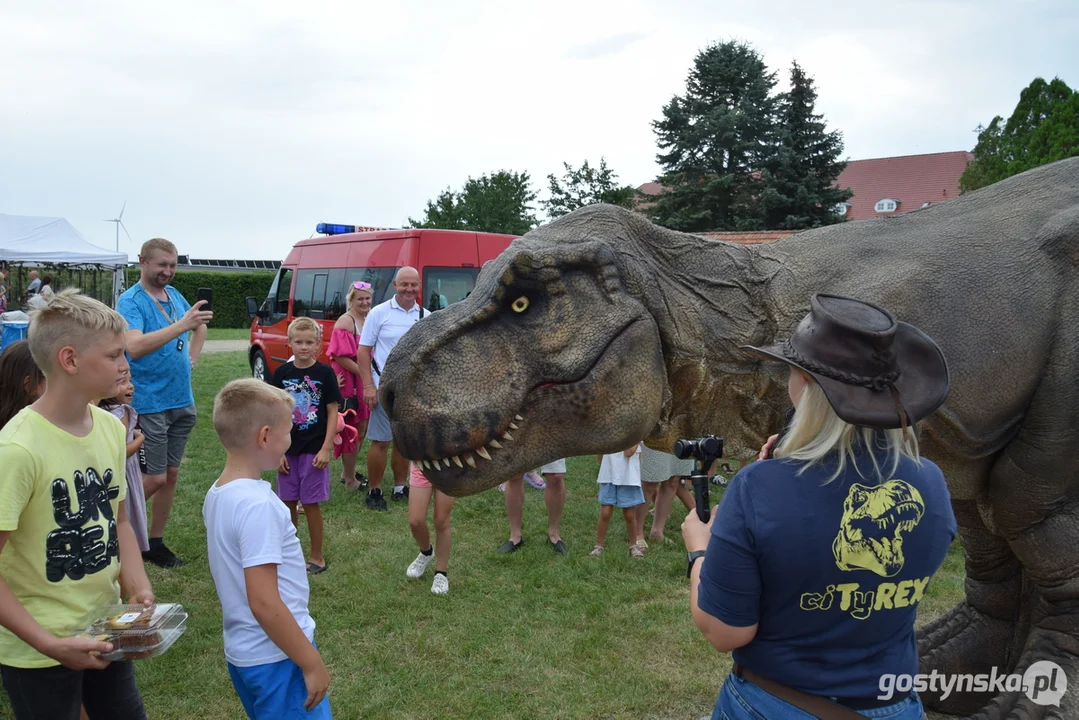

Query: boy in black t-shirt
left=271, top=317, right=341, bottom=574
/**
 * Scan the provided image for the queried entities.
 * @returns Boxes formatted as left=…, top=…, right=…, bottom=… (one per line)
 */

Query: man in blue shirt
left=117, top=238, right=212, bottom=567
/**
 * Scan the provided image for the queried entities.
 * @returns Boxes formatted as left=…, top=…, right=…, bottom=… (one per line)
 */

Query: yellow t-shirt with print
left=0, top=404, right=128, bottom=668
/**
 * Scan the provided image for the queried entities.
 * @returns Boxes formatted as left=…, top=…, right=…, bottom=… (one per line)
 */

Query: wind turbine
left=104, top=201, right=133, bottom=251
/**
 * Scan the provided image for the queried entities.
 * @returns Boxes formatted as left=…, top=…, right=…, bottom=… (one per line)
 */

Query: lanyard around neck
left=149, top=291, right=177, bottom=325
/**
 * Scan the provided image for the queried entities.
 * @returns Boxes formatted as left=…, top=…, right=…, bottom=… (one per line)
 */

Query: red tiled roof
left=635, top=150, right=973, bottom=224
left=833, top=151, right=973, bottom=221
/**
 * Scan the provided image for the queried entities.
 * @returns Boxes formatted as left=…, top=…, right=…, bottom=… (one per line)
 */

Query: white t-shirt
left=203, top=478, right=315, bottom=667
left=597, top=444, right=642, bottom=487
left=358, top=295, right=426, bottom=388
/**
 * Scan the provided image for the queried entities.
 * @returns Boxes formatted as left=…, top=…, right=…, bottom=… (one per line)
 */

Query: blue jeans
left=712, top=671, right=926, bottom=719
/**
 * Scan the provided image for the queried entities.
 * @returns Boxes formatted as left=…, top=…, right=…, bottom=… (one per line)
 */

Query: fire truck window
left=422, top=268, right=479, bottom=312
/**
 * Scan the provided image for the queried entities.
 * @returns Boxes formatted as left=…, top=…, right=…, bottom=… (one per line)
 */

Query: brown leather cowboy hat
left=741, top=293, right=950, bottom=428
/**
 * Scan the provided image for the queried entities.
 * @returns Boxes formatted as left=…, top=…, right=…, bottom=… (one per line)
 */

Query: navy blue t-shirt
left=697, top=440, right=957, bottom=698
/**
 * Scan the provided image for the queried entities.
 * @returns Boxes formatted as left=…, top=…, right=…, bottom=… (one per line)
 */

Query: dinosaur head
left=832, top=479, right=926, bottom=578
left=378, top=210, right=666, bottom=495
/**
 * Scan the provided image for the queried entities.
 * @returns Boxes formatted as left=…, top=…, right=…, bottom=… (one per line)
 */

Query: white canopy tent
left=0, top=214, right=129, bottom=306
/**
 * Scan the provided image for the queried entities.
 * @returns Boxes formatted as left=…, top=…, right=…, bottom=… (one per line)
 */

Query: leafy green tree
left=960, top=76, right=1079, bottom=192
left=540, top=158, right=639, bottom=220
left=649, top=40, right=779, bottom=232
left=758, top=61, right=852, bottom=229
left=409, top=170, right=539, bottom=235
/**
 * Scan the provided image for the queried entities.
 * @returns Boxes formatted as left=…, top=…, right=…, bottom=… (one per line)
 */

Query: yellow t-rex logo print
left=832, top=479, right=925, bottom=578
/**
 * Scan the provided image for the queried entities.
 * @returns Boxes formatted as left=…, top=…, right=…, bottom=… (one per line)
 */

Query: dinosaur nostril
left=383, top=389, right=396, bottom=418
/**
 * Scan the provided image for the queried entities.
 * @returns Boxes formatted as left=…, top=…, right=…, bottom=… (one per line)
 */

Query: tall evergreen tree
left=960, top=77, right=1079, bottom=192
left=649, top=41, right=778, bottom=232
left=758, top=61, right=853, bottom=229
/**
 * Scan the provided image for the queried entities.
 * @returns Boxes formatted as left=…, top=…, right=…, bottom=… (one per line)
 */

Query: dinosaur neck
left=636, top=233, right=809, bottom=458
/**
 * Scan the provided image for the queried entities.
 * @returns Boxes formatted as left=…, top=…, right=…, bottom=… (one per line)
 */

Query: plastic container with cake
left=72, top=603, right=188, bottom=661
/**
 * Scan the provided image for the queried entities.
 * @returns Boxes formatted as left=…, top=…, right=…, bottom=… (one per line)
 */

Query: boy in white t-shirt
left=589, top=442, right=645, bottom=559
left=203, top=379, right=331, bottom=719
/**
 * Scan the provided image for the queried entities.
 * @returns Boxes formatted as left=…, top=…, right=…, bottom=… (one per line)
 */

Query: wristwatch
left=686, top=550, right=707, bottom=578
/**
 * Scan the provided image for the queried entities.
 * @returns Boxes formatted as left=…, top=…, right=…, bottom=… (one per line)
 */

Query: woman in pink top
left=328, top=281, right=373, bottom=489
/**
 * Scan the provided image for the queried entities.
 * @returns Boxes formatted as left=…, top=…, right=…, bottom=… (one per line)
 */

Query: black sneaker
left=142, top=543, right=186, bottom=568
left=391, top=486, right=409, bottom=501
left=366, top=490, right=387, bottom=511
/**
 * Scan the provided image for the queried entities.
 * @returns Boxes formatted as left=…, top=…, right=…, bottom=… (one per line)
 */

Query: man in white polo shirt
left=358, top=266, right=425, bottom=511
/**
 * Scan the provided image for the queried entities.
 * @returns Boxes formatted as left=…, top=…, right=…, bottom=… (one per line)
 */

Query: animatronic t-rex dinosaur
left=378, top=157, right=1079, bottom=719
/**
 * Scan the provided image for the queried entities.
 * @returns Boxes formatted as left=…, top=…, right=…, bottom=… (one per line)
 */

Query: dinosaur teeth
left=421, top=460, right=431, bottom=470
left=515, top=415, right=524, bottom=421
left=464, top=453, right=476, bottom=468
left=476, top=446, right=491, bottom=461
left=508, top=423, right=518, bottom=430
left=452, top=455, right=463, bottom=468
left=489, top=440, right=503, bottom=449
left=502, top=431, right=513, bottom=441
left=432, top=459, right=441, bottom=470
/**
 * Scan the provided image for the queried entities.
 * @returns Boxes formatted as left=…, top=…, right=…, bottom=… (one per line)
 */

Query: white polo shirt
left=359, top=295, right=426, bottom=388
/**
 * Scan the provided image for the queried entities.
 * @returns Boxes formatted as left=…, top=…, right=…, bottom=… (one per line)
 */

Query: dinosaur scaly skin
left=379, top=157, right=1079, bottom=719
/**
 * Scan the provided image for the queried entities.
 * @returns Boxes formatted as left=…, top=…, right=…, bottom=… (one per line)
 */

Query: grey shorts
left=139, top=404, right=197, bottom=475
left=366, top=402, right=393, bottom=443
left=540, top=458, right=566, bottom=474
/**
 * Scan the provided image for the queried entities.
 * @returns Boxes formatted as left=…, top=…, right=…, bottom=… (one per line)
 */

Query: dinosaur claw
left=476, top=447, right=491, bottom=461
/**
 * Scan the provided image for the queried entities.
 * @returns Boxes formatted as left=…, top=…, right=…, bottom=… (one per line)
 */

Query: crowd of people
left=0, top=236, right=961, bottom=720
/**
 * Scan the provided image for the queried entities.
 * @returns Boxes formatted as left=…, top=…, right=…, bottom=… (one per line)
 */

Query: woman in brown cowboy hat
left=681, top=293, right=959, bottom=720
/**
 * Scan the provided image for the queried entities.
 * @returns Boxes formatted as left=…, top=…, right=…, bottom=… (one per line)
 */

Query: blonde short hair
left=213, top=378, right=293, bottom=451
left=775, top=369, right=921, bottom=483
left=140, top=238, right=178, bottom=261
left=287, top=316, right=322, bottom=342
left=27, top=288, right=127, bottom=374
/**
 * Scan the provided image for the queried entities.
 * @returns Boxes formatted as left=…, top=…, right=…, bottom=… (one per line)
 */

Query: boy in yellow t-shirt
left=0, top=288, right=154, bottom=720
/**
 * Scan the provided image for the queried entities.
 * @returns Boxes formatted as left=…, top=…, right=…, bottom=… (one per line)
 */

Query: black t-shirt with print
left=270, top=360, right=342, bottom=457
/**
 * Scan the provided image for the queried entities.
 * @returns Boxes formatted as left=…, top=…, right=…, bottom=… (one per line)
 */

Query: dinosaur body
left=379, top=157, right=1079, bottom=719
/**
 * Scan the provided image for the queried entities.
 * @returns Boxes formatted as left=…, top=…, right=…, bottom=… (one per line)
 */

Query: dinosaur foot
left=917, top=600, right=1018, bottom=715
left=959, top=625, right=1076, bottom=720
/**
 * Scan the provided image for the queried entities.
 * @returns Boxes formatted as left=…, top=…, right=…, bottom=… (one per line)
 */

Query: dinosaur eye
left=511, top=296, right=529, bottom=313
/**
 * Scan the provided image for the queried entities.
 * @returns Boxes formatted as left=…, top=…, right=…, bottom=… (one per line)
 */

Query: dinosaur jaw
left=398, top=316, right=665, bottom=497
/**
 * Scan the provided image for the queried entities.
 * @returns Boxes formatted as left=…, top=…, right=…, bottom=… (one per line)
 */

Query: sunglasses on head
left=352, top=282, right=372, bottom=290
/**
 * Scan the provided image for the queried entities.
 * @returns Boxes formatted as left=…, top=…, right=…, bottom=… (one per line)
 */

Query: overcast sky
left=2, top=0, right=1076, bottom=262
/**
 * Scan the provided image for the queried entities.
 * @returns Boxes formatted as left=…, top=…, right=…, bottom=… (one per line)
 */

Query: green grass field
left=0, top=351, right=966, bottom=719
left=206, top=328, right=251, bottom=341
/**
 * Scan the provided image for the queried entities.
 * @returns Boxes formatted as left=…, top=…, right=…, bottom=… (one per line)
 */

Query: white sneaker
left=431, top=573, right=449, bottom=595
left=406, top=551, right=434, bottom=578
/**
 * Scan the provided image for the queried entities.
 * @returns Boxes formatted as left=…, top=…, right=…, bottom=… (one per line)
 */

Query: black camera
left=673, top=434, right=726, bottom=525
left=673, top=435, right=723, bottom=463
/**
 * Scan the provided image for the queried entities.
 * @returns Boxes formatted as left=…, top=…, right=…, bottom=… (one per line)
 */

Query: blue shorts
left=598, top=483, right=645, bottom=508
left=228, top=654, right=331, bottom=719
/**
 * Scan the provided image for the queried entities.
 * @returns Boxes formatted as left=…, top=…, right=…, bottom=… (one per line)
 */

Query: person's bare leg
left=676, top=480, right=695, bottom=511
left=596, top=504, right=614, bottom=547
left=148, top=466, right=179, bottom=538
left=366, top=440, right=389, bottom=491
left=433, top=490, right=455, bottom=573
left=142, top=472, right=166, bottom=499
left=543, top=473, right=565, bottom=543
left=284, top=500, right=299, bottom=527
left=504, top=475, right=524, bottom=543
left=638, top=482, right=659, bottom=539
left=305, top=502, right=325, bottom=567
left=651, top=476, right=680, bottom=539
left=408, top=485, right=434, bottom=551
left=390, top=444, right=409, bottom=492
left=624, top=507, right=640, bottom=547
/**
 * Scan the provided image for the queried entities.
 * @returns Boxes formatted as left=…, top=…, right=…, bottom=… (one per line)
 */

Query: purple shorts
left=277, top=454, right=330, bottom=505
